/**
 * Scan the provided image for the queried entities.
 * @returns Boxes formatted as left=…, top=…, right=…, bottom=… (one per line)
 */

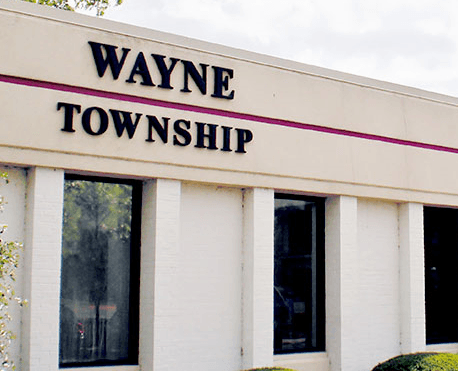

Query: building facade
left=1, top=1, right=458, bottom=370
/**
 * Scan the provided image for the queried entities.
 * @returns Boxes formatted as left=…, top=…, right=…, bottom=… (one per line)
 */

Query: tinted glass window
left=274, top=195, right=325, bottom=354
left=59, top=176, right=141, bottom=367
left=425, top=206, right=458, bottom=344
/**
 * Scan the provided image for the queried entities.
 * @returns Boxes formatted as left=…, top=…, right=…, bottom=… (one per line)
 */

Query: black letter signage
left=88, top=41, right=235, bottom=100
left=58, top=102, right=253, bottom=154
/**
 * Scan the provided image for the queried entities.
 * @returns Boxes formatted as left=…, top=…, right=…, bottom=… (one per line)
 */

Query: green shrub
left=372, top=352, right=458, bottom=370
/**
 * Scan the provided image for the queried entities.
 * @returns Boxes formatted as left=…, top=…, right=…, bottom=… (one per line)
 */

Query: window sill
left=274, top=352, right=329, bottom=371
left=60, top=366, right=139, bottom=371
left=426, top=343, right=458, bottom=353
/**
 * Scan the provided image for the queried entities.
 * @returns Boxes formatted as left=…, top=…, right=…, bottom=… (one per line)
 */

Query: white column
left=242, top=188, right=274, bottom=369
left=139, top=179, right=181, bottom=371
left=139, top=180, right=155, bottom=370
left=325, top=196, right=358, bottom=371
left=399, top=203, right=425, bottom=354
left=23, top=167, right=64, bottom=371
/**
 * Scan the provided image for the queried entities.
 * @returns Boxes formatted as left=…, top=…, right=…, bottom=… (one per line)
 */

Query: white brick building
left=1, top=1, right=457, bottom=370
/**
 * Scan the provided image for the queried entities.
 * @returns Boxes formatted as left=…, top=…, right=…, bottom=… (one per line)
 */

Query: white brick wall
left=4, top=169, right=429, bottom=371
left=16, top=175, right=258, bottom=371
left=148, top=182, right=244, bottom=371
left=326, top=196, right=357, bottom=371
left=399, top=203, right=425, bottom=354
left=242, top=188, right=274, bottom=369
left=141, top=179, right=182, bottom=371
left=141, top=184, right=276, bottom=371
left=23, top=167, right=64, bottom=371
left=139, top=180, right=163, bottom=370
left=354, top=199, right=400, bottom=368
left=326, top=197, right=405, bottom=371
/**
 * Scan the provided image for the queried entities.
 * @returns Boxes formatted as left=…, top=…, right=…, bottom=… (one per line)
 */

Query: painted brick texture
left=326, top=197, right=414, bottom=371
left=23, top=168, right=64, bottom=371
left=354, top=199, right=400, bottom=369
left=150, top=181, right=244, bottom=371
left=399, top=203, right=425, bottom=354
left=242, top=188, right=274, bottom=369
left=8, top=172, right=428, bottom=371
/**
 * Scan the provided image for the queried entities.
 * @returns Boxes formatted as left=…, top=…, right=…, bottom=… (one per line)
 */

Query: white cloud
left=105, top=0, right=458, bottom=96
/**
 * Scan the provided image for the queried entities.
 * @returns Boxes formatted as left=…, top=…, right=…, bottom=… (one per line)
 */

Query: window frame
left=424, top=205, right=458, bottom=345
left=59, top=174, right=142, bottom=368
left=273, top=193, right=326, bottom=355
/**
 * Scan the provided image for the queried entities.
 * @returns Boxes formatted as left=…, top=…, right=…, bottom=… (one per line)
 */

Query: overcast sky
left=103, top=0, right=458, bottom=97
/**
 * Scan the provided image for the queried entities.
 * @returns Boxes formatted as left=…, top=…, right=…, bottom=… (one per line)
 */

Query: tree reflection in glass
left=59, top=178, right=138, bottom=366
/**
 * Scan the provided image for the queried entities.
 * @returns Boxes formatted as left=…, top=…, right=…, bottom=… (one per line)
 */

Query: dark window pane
left=274, top=195, right=325, bottom=354
left=425, top=206, right=458, bottom=344
left=59, top=177, right=140, bottom=366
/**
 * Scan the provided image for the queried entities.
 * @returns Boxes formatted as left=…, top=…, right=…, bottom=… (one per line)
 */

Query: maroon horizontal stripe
left=1, top=74, right=457, bottom=154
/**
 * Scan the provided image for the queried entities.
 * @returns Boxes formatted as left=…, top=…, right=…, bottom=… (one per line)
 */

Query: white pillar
left=23, top=167, right=64, bottom=371
left=325, top=196, right=358, bottom=371
left=139, top=179, right=181, bottom=371
left=139, top=180, right=155, bottom=370
left=242, top=188, right=274, bottom=369
left=399, top=203, right=425, bottom=354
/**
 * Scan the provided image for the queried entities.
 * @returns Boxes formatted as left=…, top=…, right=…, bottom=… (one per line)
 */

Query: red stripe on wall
left=1, top=74, right=457, bottom=155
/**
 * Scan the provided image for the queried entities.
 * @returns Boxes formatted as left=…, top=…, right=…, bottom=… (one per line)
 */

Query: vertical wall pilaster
left=139, top=179, right=181, bottom=371
left=242, top=188, right=274, bottom=369
left=23, top=167, right=64, bottom=371
left=399, top=203, right=425, bottom=354
left=325, top=196, right=358, bottom=371
left=139, top=180, right=155, bottom=370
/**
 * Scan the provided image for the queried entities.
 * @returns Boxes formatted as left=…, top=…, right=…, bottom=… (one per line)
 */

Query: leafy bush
left=372, top=352, right=458, bottom=371
left=0, top=172, right=27, bottom=370
left=22, top=0, right=123, bottom=17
